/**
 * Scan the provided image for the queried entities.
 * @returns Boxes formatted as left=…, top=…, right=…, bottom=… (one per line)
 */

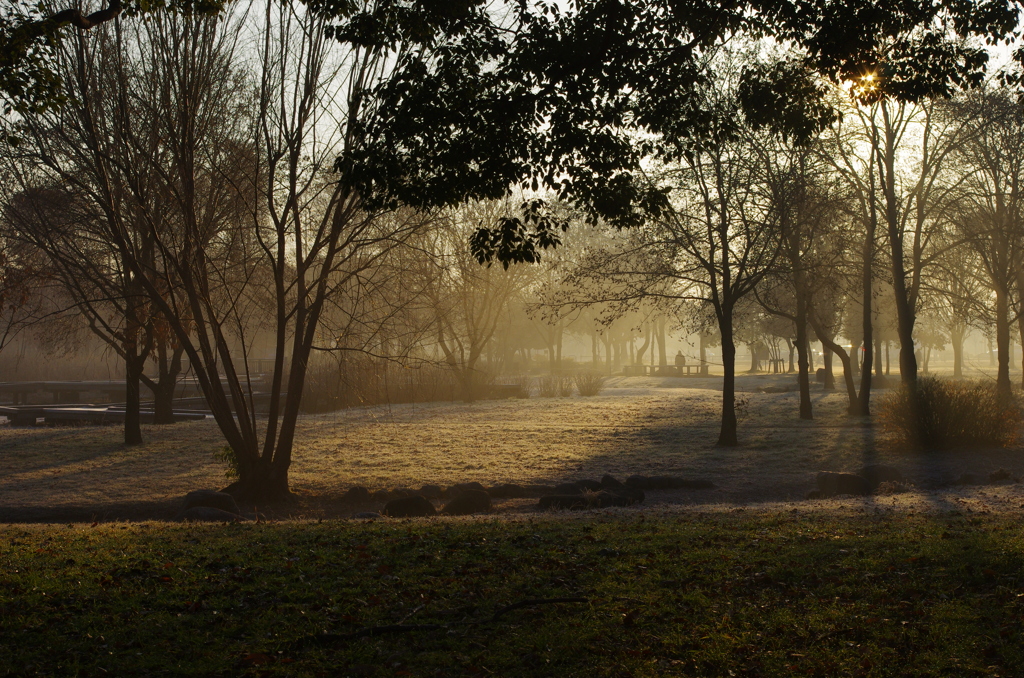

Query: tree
left=945, top=89, right=1024, bottom=398
left=423, top=201, right=536, bottom=401
left=752, top=133, right=848, bottom=419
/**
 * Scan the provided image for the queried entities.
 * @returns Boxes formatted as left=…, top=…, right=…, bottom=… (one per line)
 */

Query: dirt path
left=2, top=374, right=1021, bottom=521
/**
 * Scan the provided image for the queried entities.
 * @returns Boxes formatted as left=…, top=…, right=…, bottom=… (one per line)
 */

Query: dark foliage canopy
left=3, top=0, right=1021, bottom=261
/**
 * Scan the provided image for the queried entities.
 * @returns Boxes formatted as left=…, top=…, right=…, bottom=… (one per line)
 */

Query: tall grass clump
left=879, top=377, right=1021, bottom=450
left=574, top=371, right=606, bottom=397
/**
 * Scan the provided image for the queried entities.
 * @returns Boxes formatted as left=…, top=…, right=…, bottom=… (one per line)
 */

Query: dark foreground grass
left=2, top=509, right=1023, bottom=677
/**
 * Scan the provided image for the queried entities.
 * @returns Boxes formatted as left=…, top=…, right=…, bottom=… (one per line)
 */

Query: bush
left=574, top=372, right=606, bottom=397
left=879, top=377, right=1021, bottom=450
left=538, top=375, right=574, bottom=397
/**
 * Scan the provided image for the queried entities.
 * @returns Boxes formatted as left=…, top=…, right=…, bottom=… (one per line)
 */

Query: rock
left=183, top=490, right=240, bottom=515
left=487, top=483, right=526, bottom=499
left=615, top=486, right=646, bottom=504
left=538, top=489, right=643, bottom=511
left=446, top=482, right=487, bottom=497
left=805, top=490, right=822, bottom=500
left=418, top=484, right=443, bottom=499
left=177, top=506, right=243, bottom=523
left=341, top=486, right=372, bottom=503
left=523, top=484, right=557, bottom=496
left=371, top=489, right=391, bottom=501
left=383, top=495, right=436, bottom=518
left=575, top=479, right=603, bottom=492
left=441, top=489, right=492, bottom=515
left=352, top=512, right=381, bottom=520
left=875, top=481, right=908, bottom=495
left=816, top=472, right=870, bottom=497
left=600, top=474, right=625, bottom=489
left=538, top=494, right=589, bottom=510
left=625, top=475, right=716, bottom=490
left=815, top=367, right=827, bottom=383
left=989, top=469, right=1017, bottom=484
left=553, top=483, right=583, bottom=495
left=858, top=464, right=904, bottom=490
left=388, top=487, right=415, bottom=499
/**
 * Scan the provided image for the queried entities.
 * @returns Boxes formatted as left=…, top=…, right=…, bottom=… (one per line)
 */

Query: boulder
left=625, top=475, right=716, bottom=490
left=177, top=506, right=243, bottom=523
left=523, top=484, right=557, bottom=496
left=418, top=484, right=443, bottom=499
left=816, top=471, right=870, bottom=497
left=388, top=487, right=415, bottom=499
left=487, top=483, right=527, bottom=499
left=341, top=486, right=372, bottom=503
left=875, top=481, right=908, bottom=495
left=383, top=495, right=436, bottom=518
left=553, top=483, right=583, bottom=495
left=371, top=489, right=391, bottom=501
left=441, top=489, right=492, bottom=515
left=857, top=464, right=904, bottom=490
left=538, top=494, right=589, bottom=510
left=989, top=469, right=1017, bottom=484
left=574, top=479, right=603, bottom=492
left=600, top=474, right=625, bottom=489
left=183, top=490, right=240, bottom=515
left=538, top=489, right=644, bottom=511
left=446, top=482, right=487, bottom=497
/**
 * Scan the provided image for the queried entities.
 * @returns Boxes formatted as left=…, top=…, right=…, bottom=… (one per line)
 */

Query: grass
left=3, top=510, right=1024, bottom=677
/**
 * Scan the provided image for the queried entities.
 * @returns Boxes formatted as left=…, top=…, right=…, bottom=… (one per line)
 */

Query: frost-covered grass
left=2, top=375, right=1023, bottom=521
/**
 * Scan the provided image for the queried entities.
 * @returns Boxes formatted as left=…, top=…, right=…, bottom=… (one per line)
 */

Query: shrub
left=878, top=377, right=1021, bottom=450
left=538, top=375, right=574, bottom=397
left=574, top=372, right=606, bottom=397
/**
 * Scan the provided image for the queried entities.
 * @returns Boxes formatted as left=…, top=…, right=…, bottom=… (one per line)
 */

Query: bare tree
left=946, top=89, right=1024, bottom=399
left=423, top=201, right=536, bottom=401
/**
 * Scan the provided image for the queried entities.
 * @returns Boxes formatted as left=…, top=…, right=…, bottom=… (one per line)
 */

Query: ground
left=1, top=374, right=1022, bottom=522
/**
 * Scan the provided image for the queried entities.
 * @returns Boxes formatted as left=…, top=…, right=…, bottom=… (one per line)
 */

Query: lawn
left=2, top=509, right=1023, bottom=677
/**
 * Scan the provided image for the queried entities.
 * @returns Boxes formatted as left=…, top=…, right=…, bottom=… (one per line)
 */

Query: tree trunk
left=874, top=335, right=883, bottom=377
left=810, top=317, right=856, bottom=412
left=748, top=342, right=759, bottom=373
left=795, top=306, right=812, bottom=420
left=823, top=343, right=835, bottom=390
left=885, top=341, right=890, bottom=375
left=699, top=333, right=709, bottom=375
left=951, top=328, right=964, bottom=378
left=657, top=318, right=668, bottom=366
left=718, top=315, right=738, bottom=447
left=555, top=325, right=563, bottom=372
left=124, top=350, right=144, bottom=446
left=1018, top=313, right=1024, bottom=389
left=996, top=284, right=1011, bottom=399
left=858, top=154, right=875, bottom=415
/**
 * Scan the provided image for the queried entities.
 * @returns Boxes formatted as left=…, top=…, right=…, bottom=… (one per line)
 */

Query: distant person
left=675, top=350, right=686, bottom=367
